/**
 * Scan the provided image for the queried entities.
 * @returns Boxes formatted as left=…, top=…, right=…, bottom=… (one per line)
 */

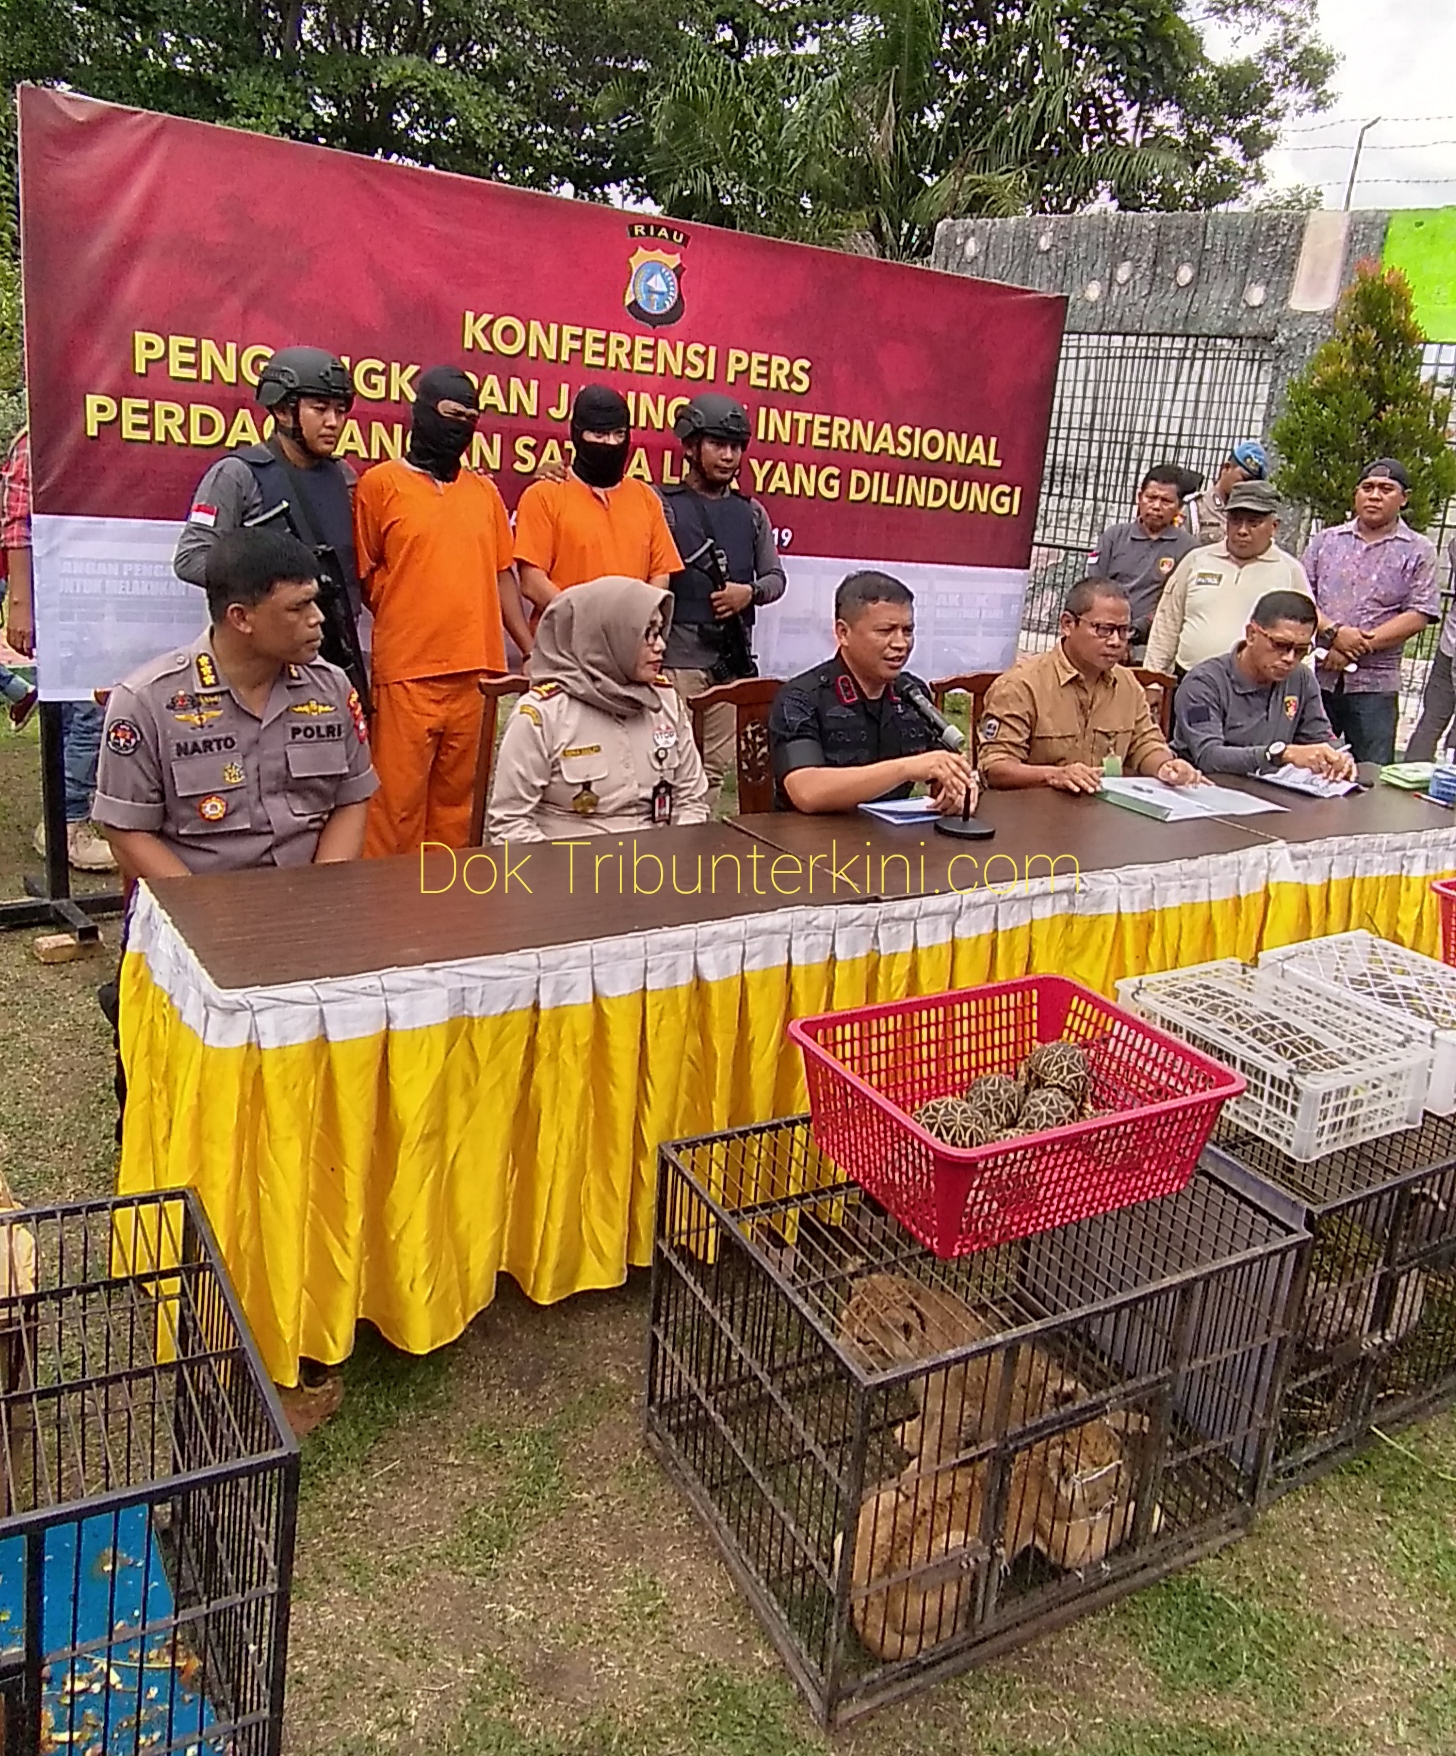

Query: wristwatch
left=1264, top=740, right=1287, bottom=766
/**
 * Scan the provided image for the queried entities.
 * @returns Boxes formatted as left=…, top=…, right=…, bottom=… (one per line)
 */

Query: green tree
left=639, top=0, right=1337, bottom=255
left=1272, top=261, right=1456, bottom=532
left=0, top=0, right=686, bottom=200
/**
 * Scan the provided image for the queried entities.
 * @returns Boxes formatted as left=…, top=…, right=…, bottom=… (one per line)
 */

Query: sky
left=1258, top=0, right=1456, bottom=209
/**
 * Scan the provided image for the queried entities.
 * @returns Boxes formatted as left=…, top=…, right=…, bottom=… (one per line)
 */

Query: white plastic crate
left=1116, top=959, right=1430, bottom=1163
left=1257, top=932, right=1456, bottom=1118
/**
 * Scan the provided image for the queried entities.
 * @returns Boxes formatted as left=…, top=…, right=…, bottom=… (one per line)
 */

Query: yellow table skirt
left=118, top=830, right=1456, bottom=1385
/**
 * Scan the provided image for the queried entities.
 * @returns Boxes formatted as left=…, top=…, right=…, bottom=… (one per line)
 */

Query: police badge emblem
left=624, top=223, right=688, bottom=329
left=1284, top=695, right=1299, bottom=720
left=222, top=762, right=245, bottom=785
left=198, top=794, right=228, bottom=822
left=106, top=719, right=141, bottom=755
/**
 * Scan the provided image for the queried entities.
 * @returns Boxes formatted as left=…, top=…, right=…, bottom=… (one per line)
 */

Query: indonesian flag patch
left=188, top=502, right=219, bottom=527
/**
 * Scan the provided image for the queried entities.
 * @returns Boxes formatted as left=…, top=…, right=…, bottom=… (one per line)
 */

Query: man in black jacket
left=658, top=393, right=786, bottom=808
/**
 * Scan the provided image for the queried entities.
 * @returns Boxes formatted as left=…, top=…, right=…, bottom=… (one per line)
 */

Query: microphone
left=900, top=680, right=967, bottom=753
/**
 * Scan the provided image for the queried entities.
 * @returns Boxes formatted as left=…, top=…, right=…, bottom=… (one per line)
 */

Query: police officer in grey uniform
left=768, top=571, right=977, bottom=813
left=96, top=527, right=377, bottom=879
left=173, top=346, right=370, bottom=704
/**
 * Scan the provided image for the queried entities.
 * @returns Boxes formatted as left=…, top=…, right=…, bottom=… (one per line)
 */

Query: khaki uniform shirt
left=1145, top=541, right=1311, bottom=676
left=486, top=680, right=711, bottom=843
left=978, top=645, right=1171, bottom=778
left=94, top=631, right=378, bottom=875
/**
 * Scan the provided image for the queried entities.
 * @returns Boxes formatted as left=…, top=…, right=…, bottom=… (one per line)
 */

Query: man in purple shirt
left=1304, top=458, right=1439, bottom=765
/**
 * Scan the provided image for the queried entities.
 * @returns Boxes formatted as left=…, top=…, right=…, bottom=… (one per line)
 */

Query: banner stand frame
left=0, top=703, right=121, bottom=937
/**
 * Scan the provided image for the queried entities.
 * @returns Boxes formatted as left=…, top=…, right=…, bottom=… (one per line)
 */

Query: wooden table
left=117, top=790, right=1456, bottom=1385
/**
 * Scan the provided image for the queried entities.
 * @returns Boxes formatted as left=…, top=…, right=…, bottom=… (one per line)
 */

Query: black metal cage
left=0, top=1191, right=298, bottom=1756
left=1207, top=1111, right=1456, bottom=1495
left=647, top=1118, right=1307, bottom=1725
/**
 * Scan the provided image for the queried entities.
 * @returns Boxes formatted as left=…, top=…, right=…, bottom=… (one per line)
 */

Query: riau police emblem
left=624, top=223, right=688, bottom=329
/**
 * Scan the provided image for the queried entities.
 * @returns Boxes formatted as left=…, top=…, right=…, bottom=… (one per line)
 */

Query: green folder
left=1100, top=788, right=1176, bottom=822
left=1381, top=763, right=1437, bottom=791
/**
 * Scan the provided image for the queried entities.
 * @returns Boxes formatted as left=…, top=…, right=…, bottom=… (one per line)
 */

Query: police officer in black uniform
left=658, top=392, right=785, bottom=805
left=174, top=346, right=370, bottom=705
left=768, top=570, right=978, bottom=813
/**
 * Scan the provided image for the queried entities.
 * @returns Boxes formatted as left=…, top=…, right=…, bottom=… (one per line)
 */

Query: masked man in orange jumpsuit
left=354, top=365, right=532, bottom=856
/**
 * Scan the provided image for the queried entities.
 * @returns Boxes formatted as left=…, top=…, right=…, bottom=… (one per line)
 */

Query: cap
left=1230, top=440, right=1268, bottom=479
left=1360, top=456, right=1411, bottom=490
left=1225, top=480, right=1281, bottom=516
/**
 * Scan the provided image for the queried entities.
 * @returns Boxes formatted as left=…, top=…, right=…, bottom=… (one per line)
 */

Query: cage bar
left=646, top=1118, right=1307, bottom=1724
left=0, top=1191, right=298, bottom=1756
left=1206, top=1110, right=1456, bottom=1495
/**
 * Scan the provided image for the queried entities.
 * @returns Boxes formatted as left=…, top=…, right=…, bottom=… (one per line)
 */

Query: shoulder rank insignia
left=286, top=664, right=303, bottom=681
left=834, top=673, right=859, bottom=705
left=517, top=701, right=542, bottom=727
left=195, top=651, right=220, bottom=689
left=290, top=699, right=337, bottom=716
left=528, top=682, right=562, bottom=701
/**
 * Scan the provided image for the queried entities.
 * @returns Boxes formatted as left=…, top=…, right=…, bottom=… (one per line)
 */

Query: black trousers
left=1322, top=687, right=1398, bottom=767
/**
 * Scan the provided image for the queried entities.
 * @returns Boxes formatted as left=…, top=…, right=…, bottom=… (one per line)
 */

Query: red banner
left=18, top=87, right=1066, bottom=695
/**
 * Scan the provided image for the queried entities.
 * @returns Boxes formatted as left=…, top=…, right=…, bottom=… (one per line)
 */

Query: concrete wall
left=930, top=209, right=1393, bottom=436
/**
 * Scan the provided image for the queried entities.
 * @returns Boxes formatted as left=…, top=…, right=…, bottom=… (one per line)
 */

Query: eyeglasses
left=1074, top=616, right=1130, bottom=641
left=644, top=623, right=667, bottom=644
left=1253, top=628, right=1313, bottom=660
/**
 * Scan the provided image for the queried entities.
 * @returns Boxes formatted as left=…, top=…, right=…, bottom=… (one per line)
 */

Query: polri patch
left=198, top=794, right=228, bottom=822
left=979, top=716, right=1000, bottom=742
left=347, top=689, right=368, bottom=743
left=106, top=719, right=141, bottom=756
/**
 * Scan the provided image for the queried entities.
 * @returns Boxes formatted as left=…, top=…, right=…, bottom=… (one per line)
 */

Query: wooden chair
left=930, top=672, right=1000, bottom=763
left=468, top=673, right=530, bottom=845
left=1133, top=668, right=1177, bottom=741
left=686, top=677, right=782, bottom=816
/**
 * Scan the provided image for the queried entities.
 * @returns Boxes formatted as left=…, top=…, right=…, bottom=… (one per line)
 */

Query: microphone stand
left=899, top=681, right=995, bottom=841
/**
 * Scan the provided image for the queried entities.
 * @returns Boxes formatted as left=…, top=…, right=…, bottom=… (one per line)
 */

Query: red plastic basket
left=1433, top=878, right=1456, bottom=967
left=788, top=976, right=1246, bottom=1258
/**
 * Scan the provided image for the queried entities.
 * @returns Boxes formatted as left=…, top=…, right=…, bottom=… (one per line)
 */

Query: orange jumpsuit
left=512, top=474, right=681, bottom=589
left=354, top=459, right=514, bottom=857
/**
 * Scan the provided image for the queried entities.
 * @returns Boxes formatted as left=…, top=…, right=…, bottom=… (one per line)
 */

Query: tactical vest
left=238, top=442, right=362, bottom=616
left=661, top=486, right=759, bottom=626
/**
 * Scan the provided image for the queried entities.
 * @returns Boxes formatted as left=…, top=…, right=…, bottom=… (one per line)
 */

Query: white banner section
left=756, top=556, right=1029, bottom=682
left=32, top=515, right=200, bottom=701
left=31, top=519, right=1028, bottom=701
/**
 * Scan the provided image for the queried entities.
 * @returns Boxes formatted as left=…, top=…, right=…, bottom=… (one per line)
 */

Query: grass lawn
left=0, top=722, right=1453, bottom=1755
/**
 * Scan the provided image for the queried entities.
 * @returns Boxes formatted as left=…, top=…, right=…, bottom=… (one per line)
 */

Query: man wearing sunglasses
left=353, top=365, right=533, bottom=856
left=1171, top=591, right=1355, bottom=781
left=979, top=579, right=1200, bottom=792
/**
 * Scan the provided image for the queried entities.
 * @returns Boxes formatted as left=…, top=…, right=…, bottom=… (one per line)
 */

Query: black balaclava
left=570, top=385, right=631, bottom=490
left=408, top=365, right=480, bottom=482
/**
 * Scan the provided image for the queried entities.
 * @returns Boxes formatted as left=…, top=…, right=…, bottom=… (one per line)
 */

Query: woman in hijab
left=486, top=576, right=710, bottom=843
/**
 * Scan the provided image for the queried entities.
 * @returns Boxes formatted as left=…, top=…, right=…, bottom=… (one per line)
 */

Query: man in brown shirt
left=979, top=579, right=1202, bottom=792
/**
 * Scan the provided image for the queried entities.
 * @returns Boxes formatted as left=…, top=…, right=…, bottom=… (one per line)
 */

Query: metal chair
left=468, top=673, right=530, bottom=844
left=930, top=672, right=1000, bottom=763
left=686, top=678, right=782, bottom=815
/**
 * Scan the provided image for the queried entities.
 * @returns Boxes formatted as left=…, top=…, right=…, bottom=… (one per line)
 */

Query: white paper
left=1099, top=776, right=1286, bottom=821
left=858, top=796, right=940, bottom=823
left=1258, top=764, right=1360, bottom=799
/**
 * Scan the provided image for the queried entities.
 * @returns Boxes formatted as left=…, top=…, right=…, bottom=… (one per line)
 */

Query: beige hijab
left=528, top=576, right=673, bottom=718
